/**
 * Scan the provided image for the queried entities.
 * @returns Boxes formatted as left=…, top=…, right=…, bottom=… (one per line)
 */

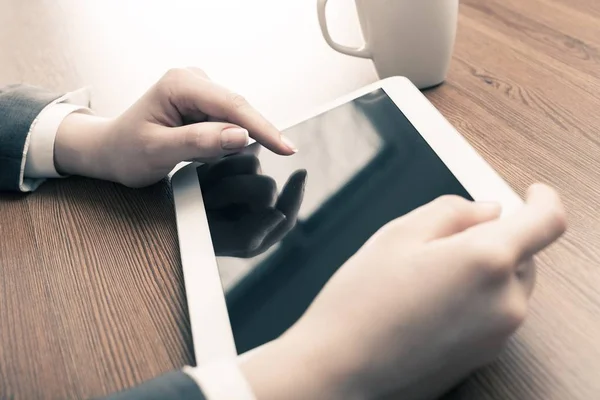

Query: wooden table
left=1, top=0, right=599, bottom=398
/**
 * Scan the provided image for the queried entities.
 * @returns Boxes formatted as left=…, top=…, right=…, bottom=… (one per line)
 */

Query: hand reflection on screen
left=198, top=152, right=306, bottom=258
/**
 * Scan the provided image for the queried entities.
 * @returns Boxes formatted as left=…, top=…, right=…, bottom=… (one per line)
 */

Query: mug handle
left=317, top=0, right=371, bottom=59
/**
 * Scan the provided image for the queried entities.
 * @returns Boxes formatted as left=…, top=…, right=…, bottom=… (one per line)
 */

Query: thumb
left=157, top=122, right=249, bottom=164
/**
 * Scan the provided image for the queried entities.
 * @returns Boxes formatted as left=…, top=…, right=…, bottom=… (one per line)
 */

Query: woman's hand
left=54, top=67, right=297, bottom=187
left=241, top=184, right=567, bottom=400
left=199, top=154, right=306, bottom=258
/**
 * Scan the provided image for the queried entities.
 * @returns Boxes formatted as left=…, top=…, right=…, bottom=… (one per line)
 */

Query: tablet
left=171, top=76, right=522, bottom=363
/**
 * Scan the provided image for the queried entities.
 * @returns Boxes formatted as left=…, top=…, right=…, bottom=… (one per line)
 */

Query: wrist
left=54, top=111, right=113, bottom=179
left=239, top=334, right=364, bottom=400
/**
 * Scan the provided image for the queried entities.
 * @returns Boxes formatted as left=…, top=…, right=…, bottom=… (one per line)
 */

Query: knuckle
left=368, top=220, right=399, bottom=247
left=436, top=195, right=471, bottom=214
left=226, top=92, right=249, bottom=112
left=157, top=68, right=188, bottom=94
left=549, top=203, right=568, bottom=234
left=163, top=67, right=188, bottom=82
left=379, top=217, right=405, bottom=237
left=473, top=240, right=519, bottom=279
left=434, top=195, right=472, bottom=222
left=186, top=66, right=208, bottom=78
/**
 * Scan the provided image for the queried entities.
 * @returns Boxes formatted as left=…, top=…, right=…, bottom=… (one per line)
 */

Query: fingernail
left=221, top=127, right=249, bottom=150
left=281, top=135, right=298, bottom=153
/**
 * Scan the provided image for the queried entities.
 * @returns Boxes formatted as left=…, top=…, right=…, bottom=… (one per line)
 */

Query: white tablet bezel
left=171, top=164, right=238, bottom=364
left=171, top=76, right=523, bottom=365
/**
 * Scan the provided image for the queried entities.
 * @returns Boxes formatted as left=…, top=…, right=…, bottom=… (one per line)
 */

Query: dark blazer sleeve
left=0, top=84, right=63, bottom=192
left=100, top=371, right=206, bottom=400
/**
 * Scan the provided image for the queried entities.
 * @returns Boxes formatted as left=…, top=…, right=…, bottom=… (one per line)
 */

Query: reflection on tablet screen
left=199, top=89, right=472, bottom=352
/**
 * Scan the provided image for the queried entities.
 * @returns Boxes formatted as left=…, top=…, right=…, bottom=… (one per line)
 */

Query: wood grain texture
left=1, top=0, right=599, bottom=399
left=0, top=179, right=194, bottom=399
left=433, top=0, right=600, bottom=399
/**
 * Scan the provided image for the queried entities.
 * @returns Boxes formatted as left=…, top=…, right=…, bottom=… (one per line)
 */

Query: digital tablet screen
left=197, top=88, right=472, bottom=352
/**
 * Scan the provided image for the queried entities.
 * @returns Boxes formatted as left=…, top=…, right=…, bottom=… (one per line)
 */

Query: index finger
left=172, top=71, right=297, bottom=155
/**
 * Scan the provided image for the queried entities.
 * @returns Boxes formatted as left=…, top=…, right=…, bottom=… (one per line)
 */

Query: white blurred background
left=0, top=0, right=378, bottom=124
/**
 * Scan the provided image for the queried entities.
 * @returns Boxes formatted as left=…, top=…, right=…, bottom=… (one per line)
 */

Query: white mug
left=317, top=0, right=459, bottom=89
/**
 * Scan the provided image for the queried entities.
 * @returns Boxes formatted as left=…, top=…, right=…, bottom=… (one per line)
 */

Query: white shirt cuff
left=21, top=88, right=91, bottom=190
left=183, top=359, right=256, bottom=400
left=24, top=103, right=89, bottom=178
